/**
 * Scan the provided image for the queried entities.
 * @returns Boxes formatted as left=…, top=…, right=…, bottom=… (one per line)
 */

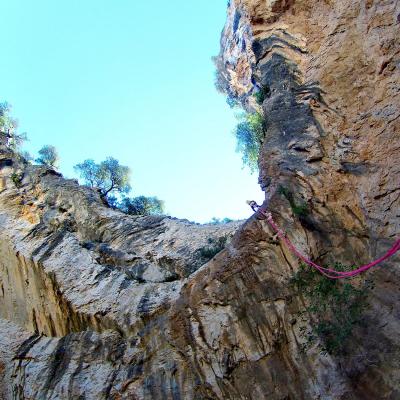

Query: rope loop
left=248, top=201, right=400, bottom=279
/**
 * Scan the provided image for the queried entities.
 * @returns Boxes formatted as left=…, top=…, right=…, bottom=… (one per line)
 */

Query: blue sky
left=1, top=0, right=263, bottom=223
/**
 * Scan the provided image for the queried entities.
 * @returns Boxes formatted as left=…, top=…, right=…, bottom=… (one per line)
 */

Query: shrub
left=118, top=196, right=164, bottom=216
left=291, top=203, right=309, bottom=217
left=11, top=172, right=23, bottom=188
left=290, top=262, right=370, bottom=355
left=234, top=112, right=264, bottom=173
left=36, top=145, right=59, bottom=168
left=209, top=217, right=234, bottom=224
left=253, top=85, right=270, bottom=105
left=278, top=185, right=309, bottom=217
left=198, top=236, right=228, bottom=261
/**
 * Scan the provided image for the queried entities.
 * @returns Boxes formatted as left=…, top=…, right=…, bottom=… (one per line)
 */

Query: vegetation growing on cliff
left=197, top=235, right=229, bottom=261
left=212, top=55, right=237, bottom=107
left=36, top=145, right=59, bottom=169
left=253, top=85, right=270, bottom=105
left=0, top=102, right=27, bottom=151
left=1, top=101, right=165, bottom=218
left=0, top=102, right=58, bottom=168
left=291, top=263, right=370, bottom=355
left=234, top=112, right=264, bottom=173
left=278, top=185, right=309, bottom=217
left=10, top=171, right=23, bottom=188
left=209, top=217, right=233, bottom=224
left=74, top=157, right=131, bottom=198
left=213, top=57, right=266, bottom=173
left=74, top=157, right=164, bottom=216
left=118, top=196, right=164, bottom=216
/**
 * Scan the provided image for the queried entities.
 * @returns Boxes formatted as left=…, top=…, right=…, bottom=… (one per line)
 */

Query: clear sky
left=1, top=0, right=264, bottom=223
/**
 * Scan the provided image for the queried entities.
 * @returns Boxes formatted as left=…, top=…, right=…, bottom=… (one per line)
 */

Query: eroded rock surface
left=0, top=0, right=399, bottom=398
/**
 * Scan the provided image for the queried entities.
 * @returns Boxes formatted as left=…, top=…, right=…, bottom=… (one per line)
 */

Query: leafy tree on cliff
left=234, top=112, right=264, bottom=173
left=118, top=196, right=164, bottom=216
left=20, top=151, right=34, bottom=163
left=209, top=217, right=234, bottom=224
left=73, top=159, right=102, bottom=187
left=74, top=157, right=165, bottom=216
left=0, top=102, right=27, bottom=150
left=74, top=157, right=131, bottom=198
left=212, top=53, right=267, bottom=170
left=212, top=56, right=239, bottom=108
left=36, top=145, right=59, bottom=168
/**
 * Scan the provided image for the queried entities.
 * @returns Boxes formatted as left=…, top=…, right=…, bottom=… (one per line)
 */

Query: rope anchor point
left=247, top=200, right=400, bottom=279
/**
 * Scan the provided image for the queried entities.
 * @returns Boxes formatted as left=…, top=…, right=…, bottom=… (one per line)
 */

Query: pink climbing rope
left=248, top=201, right=400, bottom=279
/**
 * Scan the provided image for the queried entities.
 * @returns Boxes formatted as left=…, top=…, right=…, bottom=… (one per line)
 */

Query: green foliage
left=118, top=195, right=165, bottom=216
left=278, top=185, right=309, bottom=217
left=74, top=159, right=101, bottom=187
left=209, top=217, right=234, bottom=225
left=198, top=236, right=228, bottom=261
left=291, top=203, right=309, bottom=217
left=74, top=157, right=131, bottom=198
left=212, top=58, right=268, bottom=167
left=0, top=102, right=16, bottom=140
left=36, top=145, right=59, bottom=168
left=212, top=55, right=229, bottom=94
left=11, top=171, right=23, bottom=188
left=234, top=112, right=264, bottom=173
left=97, top=157, right=131, bottom=197
left=105, top=194, right=120, bottom=209
left=253, top=85, right=270, bottom=105
left=74, top=158, right=164, bottom=215
left=277, top=185, right=291, bottom=198
left=212, top=55, right=240, bottom=109
left=290, top=263, right=370, bottom=355
left=18, top=151, right=33, bottom=163
left=0, top=102, right=27, bottom=151
left=253, top=91, right=264, bottom=105
left=226, top=95, right=239, bottom=109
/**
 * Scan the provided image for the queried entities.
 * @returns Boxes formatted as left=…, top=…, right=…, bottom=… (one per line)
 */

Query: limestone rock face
left=0, top=0, right=399, bottom=398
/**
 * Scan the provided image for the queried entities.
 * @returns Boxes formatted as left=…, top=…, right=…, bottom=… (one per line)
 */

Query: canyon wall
left=0, top=0, right=399, bottom=398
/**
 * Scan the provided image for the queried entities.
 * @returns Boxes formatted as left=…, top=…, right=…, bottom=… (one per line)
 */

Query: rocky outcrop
left=0, top=153, right=242, bottom=338
left=0, top=0, right=399, bottom=398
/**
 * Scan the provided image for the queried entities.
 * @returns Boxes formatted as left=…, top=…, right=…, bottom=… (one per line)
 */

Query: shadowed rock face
left=1, top=0, right=400, bottom=398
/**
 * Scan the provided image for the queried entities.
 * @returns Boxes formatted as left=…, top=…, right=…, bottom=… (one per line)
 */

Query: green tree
left=73, top=159, right=101, bottom=188
left=19, top=151, right=34, bottom=164
left=74, top=157, right=131, bottom=198
left=0, top=102, right=27, bottom=150
left=119, top=195, right=164, bottom=216
left=97, top=157, right=131, bottom=197
left=36, top=145, right=59, bottom=168
left=209, top=217, right=234, bottom=224
left=234, top=112, right=264, bottom=173
left=253, top=85, right=270, bottom=105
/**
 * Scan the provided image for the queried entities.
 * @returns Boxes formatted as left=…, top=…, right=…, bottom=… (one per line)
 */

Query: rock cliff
left=0, top=0, right=399, bottom=398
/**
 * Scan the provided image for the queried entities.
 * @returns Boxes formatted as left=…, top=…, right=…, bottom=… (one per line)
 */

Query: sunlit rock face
left=0, top=0, right=399, bottom=398
left=218, top=0, right=400, bottom=236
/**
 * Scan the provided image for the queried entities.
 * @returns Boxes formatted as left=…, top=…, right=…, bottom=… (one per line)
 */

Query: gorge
left=0, top=0, right=399, bottom=398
